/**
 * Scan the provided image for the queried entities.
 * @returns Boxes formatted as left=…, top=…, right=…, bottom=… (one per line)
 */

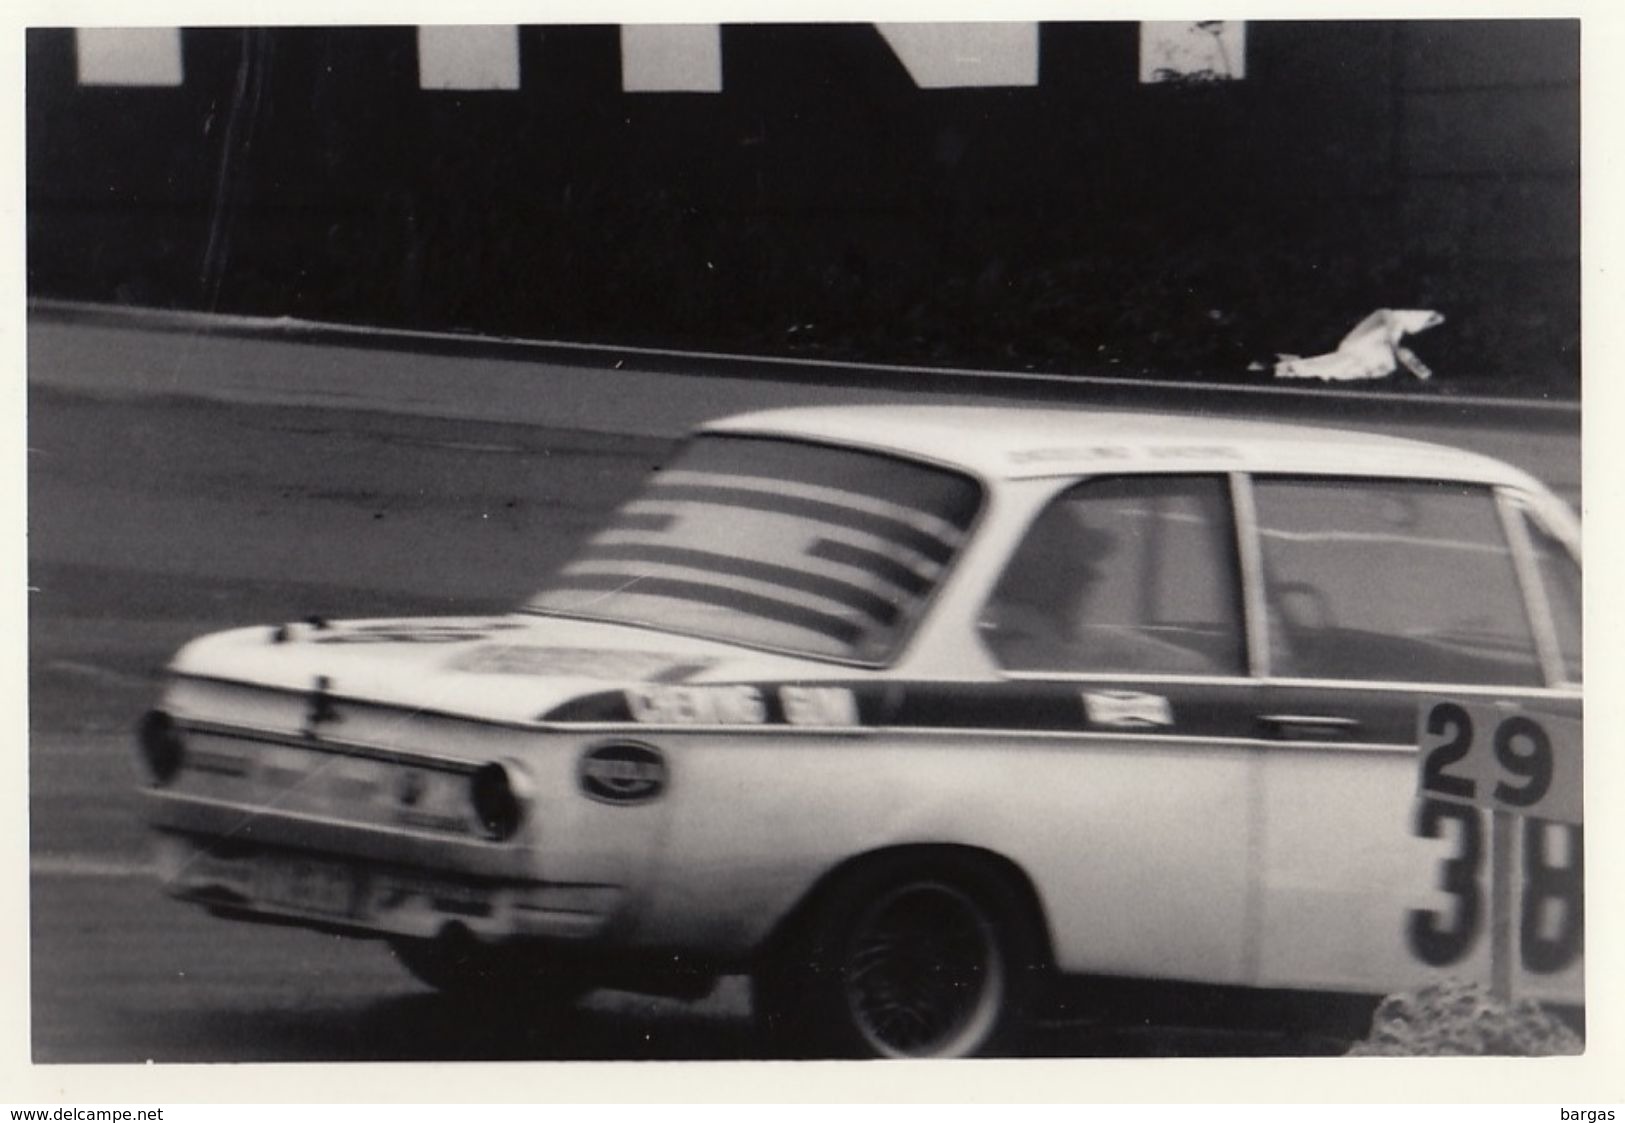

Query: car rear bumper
left=153, top=831, right=624, bottom=943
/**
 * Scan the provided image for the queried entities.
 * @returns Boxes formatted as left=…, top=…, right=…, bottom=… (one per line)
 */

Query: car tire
left=389, top=935, right=589, bottom=1007
left=756, top=856, right=1043, bottom=1058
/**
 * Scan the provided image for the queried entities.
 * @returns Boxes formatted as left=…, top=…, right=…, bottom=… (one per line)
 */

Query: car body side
left=139, top=409, right=1584, bottom=1013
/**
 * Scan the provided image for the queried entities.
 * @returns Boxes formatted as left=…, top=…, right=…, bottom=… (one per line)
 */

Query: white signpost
left=1416, top=699, right=1583, bottom=1000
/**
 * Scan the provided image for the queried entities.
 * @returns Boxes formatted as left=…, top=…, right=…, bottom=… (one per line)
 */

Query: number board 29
left=1417, top=700, right=1582, bottom=825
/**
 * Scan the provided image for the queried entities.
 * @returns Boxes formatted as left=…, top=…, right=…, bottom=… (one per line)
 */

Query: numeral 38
left=1409, top=703, right=1583, bottom=972
left=1408, top=799, right=1581, bottom=971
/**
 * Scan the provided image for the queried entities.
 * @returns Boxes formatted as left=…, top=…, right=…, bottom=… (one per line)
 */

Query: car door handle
left=1257, top=713, right=1363, bottom=738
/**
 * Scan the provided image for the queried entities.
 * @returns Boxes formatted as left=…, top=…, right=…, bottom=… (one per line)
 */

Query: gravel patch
left=1347, top=978, right=1582, bottom=1056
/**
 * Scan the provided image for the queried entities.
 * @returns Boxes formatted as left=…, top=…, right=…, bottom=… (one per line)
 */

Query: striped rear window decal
left=641, top=482, right=959, bottom=564
left=528, top=434, right=980, bottom=662
left=571, top=542, right=902, bottom=624
left=808, top=538, right=933, bottom=596
left=548, top=574, right=867, bottom=647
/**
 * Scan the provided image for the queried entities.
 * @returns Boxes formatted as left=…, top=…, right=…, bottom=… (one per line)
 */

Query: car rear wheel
left=758, top=857, right=1042, bottom=1058
left=389, top=933, right=589, bottom=1007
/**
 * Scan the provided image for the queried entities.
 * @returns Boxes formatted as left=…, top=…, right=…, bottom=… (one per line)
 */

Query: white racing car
left=136, top=405, right=1582, bottom=1057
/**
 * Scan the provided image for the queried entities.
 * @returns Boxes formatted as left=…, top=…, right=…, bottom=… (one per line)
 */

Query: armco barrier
left=29, top=299, right=1580, bottom=432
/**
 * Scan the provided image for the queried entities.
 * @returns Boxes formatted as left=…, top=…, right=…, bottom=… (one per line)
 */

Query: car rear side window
left=525, top=435, right=982, bottom=663
left=981, top=475, right=1246, bottom=676
left=1521, top=513, right=1581, bottom=684
left=1252, top=478, right=1542, bottom=686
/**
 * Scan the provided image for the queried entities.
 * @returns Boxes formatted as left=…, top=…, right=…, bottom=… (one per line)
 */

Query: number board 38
left=1408, top=698, right=1584, bottom=975
left=1418, top=699, right=1582, bottom=824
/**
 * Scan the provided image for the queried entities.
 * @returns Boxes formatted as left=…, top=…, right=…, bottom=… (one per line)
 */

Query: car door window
left=1521, top=512, right=1581, bottom=684
left=981, top=475, right=1245, bottom=675
left=1252, top=478, right=1542, bottom=686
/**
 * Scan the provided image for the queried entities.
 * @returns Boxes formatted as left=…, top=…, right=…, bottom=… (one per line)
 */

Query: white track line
left=41, top=659, right=152, bottom=688
left=31, top=855, right=153, bottom=879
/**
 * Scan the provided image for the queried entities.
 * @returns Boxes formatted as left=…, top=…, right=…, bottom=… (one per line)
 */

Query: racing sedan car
left=135, top=405, right=1583, bottom=1058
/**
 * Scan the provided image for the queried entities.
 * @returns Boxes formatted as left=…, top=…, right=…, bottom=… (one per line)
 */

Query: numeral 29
left=1420, top=703, right=1556, bottom=810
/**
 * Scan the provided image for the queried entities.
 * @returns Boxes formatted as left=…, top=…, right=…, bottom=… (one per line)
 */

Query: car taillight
left=137, top=710, right=185, bottom=786
left=470, top=760, right=530, bottom=841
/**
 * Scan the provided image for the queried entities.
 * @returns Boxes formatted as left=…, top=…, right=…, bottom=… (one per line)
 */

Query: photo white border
left=3, top=0, right=1618, bottom=1106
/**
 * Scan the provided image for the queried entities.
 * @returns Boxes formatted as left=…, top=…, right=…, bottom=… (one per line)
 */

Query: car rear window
left=525, top=434, right=982, bottom=663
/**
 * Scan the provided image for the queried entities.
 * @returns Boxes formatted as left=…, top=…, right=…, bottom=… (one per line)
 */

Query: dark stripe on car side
left=886, top=681, right=1260, bottom=739
left=541, top=680, right=1262, bottom=739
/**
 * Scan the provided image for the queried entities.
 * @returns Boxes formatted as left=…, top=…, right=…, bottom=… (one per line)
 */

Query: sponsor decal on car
left=450, top=645, right=714, bottom=681
left=301, top=675, right=342, bottom=739
left=579, top=742, right=669, bottom=804
left=1082, top=690, right=1175, bottom=729
left=779, top=685, right=860, bottom=726
left=625, top=684, right=767, bottom=725
left=311, top=621, right=524, bottom=644
left=395, top=769, right=427, bottom=807
left=1008, top=444, right=1240, bottom=466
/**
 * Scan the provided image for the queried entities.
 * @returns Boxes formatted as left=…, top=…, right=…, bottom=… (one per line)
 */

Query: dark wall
left=26, top=21, right=1578, bottom=389
left=1395, top=20, right=1580, bottom=385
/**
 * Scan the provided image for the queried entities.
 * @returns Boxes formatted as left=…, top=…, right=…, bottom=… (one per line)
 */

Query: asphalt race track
left=25, top=317, right=1581, bottom=1063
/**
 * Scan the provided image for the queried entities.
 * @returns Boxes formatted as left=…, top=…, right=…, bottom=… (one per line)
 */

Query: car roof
left=702, top=404, right=1538, bottom=487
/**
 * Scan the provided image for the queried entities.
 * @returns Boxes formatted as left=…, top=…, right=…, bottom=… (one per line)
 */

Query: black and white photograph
left=14, top=3, right=1613, bottom=1105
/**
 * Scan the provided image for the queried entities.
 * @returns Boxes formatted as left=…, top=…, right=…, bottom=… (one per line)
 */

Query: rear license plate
left=255, top=856, right=361, bottom=918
